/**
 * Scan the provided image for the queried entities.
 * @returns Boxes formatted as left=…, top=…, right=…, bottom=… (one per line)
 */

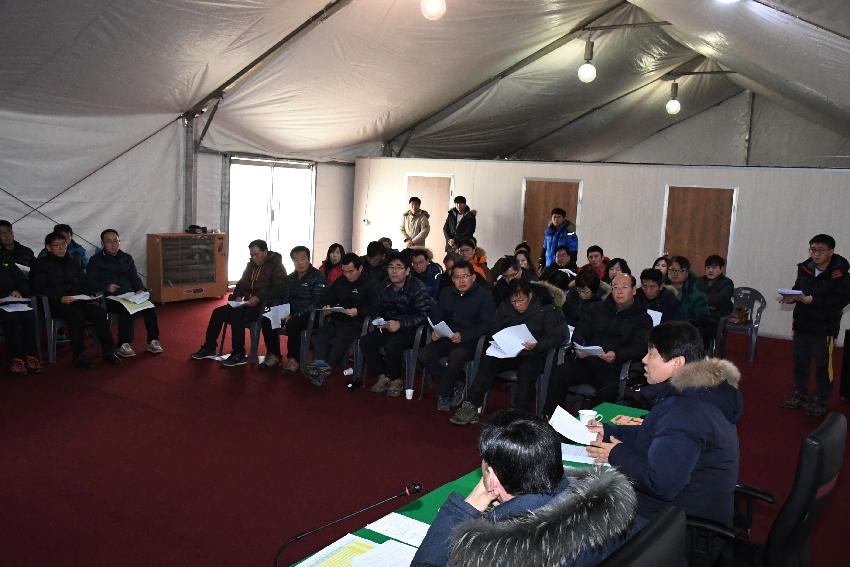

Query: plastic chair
left=566, top=359, right=636, bottom=412
left=479, top=345, right=559, bottom=417
left=217, top=298, right=267, bottom=363
left=687, top=411, right=847, bottom=567
left=598, top=505, right=687, bottom=566
left=715, top=287, right=766, bottom=362
left=39, top=295, right=113, bottom=363
left=352, top=324, right=427, bottom=394
left=418, top=334, right=487, bottom=402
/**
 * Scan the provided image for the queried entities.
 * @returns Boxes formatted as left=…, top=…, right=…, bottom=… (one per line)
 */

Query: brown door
left=522, top=179, right=579, bottom=267
left=664, top=186, right=734, bottom=273
left=406, top=175, right=452, bottom=255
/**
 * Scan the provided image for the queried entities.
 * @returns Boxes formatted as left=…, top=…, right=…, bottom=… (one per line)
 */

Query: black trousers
left=545, top=356, right=621, bottom=415
left=203, top=304, right=261, bottom=354
left=261, top=311, right=311, bottom=360
left=0, top=309, right=38, bottom=359
left=50, top=301, right=114, bottom=357
left=418, top=339, right=476, bottom=399
left=312, top=318, right=364, bottom=368
left=360, top=327, right=418, bottom=381
left=467, top=354, right=547, bottom=413
left=792, top=331, right=835, bottom=399
left=106, top=301, right=159, bottom=344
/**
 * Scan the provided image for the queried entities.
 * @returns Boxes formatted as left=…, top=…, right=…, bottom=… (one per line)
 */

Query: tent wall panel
left=313, top=163, right=355, bottom=259
left=196, top=152, right=225, bottom=232
left=354, top=157, right=850, bottom=343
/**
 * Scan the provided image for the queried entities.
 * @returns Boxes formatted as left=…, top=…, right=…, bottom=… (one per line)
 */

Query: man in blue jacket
left=586, top=320, right=742, bottom=528
left=410, top=248, right=442, bottom=300
left=538, top=207, right=578, bottom=269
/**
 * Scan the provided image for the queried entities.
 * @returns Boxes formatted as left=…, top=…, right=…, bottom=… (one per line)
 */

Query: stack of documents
left=263, top=303, right=291, bottom=330
left=0, top=296, right=32, bottom=313
left=427, top=317, right=454, bottom=338
left=486, top=324, right=535, bottom=358
left=573, top=343, right=605, bottom=356
left=108, top=291, right=154, bottom=314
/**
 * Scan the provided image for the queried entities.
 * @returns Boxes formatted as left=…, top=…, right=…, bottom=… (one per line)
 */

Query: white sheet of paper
left=372, top=317, right=387, bottom=326
left=491, top=323, right=535, bottom=358
left=777, top=288, right=802, bottom=296
left=573, top=343, right=605, bottom=356
left=0, top=296, right=29, bottom=304
left=365, top=512, right=430, bottom=548
left=69, top=294, right=97, bottom=301
left=485, top=340, right=510, bottom=358
left=558, top=268, right=577, bottom=277
left=567, top=325, right=575, bottom=342
left=322, top=306, right=347, bottom=313
left=351, top=540, right=417, bottom=567
left=428, top=317, right=454, bottom=338
left=1, top=303, right=33, bottom=312
left=115, top=291, right=150, bottom=304
left=549, top=406, right=597, bottom=445
left=561, top=443, right=596, bottom=465
left=262, top=303, right=290, bottom=330
left=227, top=300, right=248, bottom=308
left=647, top=309, right=663, bottom=327
left=298, top=533, right=376, bottom=567
left=14, top=263, right=30, bottom=274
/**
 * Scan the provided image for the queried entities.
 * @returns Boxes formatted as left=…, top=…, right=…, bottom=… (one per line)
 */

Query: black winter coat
left=792, top=253, right=850, bottom=336
left=86, top=250, right=145, bottom=294
left=31, top=252, right=94, bottom=302
left=697, top=275, right=734, bottom=319
left=377, top=276, right=434, bottom=330
left=287, top=266, right=327, bottom=317
left=636, top=286, right=681, bottom=323
left=323, top=273, right=378, bottom=323
left=573, top=298, right=652, bottom=363
left=0, top=262, right=30, bottom=296
left=562, top=288, right=603, bottom=327
left=0, top=241, right=36, bottom=267
left=431, top=283, right=496, bottom=345
left=442, top=207, right=476, bottom=249
left=492, top=269, right=537, bottom=306
left=492, top=297, right=566, bottom=356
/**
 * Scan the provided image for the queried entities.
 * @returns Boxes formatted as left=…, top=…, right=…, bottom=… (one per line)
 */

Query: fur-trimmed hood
left=447, top=206, right=477, bottom=217
left=449, top=467, right=637, bottom=566
left=532, top=280, right=566, bottom=308
left=671, top=357, right=740, bottom=391
left=403, top=209, right=430, bottom=218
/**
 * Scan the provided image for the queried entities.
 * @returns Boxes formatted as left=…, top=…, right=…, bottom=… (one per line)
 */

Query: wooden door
left=406, top=175, right=452, bottom=255
left=663, top=186, right=734, bottom=272
left=522, top=180, right=579, bottom=265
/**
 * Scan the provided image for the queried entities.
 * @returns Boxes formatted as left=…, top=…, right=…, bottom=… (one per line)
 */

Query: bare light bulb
left=665, top=98, right=681, bottom=115
left=421, top=0, right=446, bottom=21
left=577, top=62, right=597, bottom=83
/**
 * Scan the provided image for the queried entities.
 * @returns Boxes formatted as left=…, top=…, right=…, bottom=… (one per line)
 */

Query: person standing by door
left=400, top=197, right=430, bottom=248
left=442, top=195, right=476, bottom=253
left=538, top=208, right=578, bottom=271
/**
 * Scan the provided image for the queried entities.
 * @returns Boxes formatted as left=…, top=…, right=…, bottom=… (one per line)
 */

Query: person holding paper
left=0, top=260, right=41, bottom=375
left=544, top=274, right=652, bottom=415
left=410, top=248, right=443, bottom=300
left=412, top=410, right=639, bottom=567
left=191, top=239, right=287, bottom=365
left=0, top=220, right=36, bottom=268
left=418, top=260, right=496, bottom=411
left=304, top=253, right=378, bottom=386
left=451, top=279, right=565, bottom=424
left=87, top=229, right=162, bottom=357
left=636, top=268, right=680, bottom=324
left=31, top=231, right=120, bottom=369
left=780, top=234, right=850, bottom=416
left=562, top=269, right=605, bottom=328
left=586, top=321, right=742, bottom=531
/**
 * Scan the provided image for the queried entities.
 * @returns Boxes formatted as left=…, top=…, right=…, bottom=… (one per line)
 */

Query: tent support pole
left=196, top=96, right=223, bottom=149
left=220, top=154, right=231, bottom=234
left=744, top=91, right=754, bottom=166
left=183, top=116, right=197, bottom=229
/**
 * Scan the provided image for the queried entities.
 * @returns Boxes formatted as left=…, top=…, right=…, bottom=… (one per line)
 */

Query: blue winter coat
left=541, top=220, right=578, bottom=267
left=604, top=357, right=742, bottom=526
left=412, top=261, right=443, bottom=300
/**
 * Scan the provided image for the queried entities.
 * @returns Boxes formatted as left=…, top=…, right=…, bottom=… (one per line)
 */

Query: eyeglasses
left=452, top=274, right=474, bottom=281
left=668, top=268, right=687, bottom=274
left=809, top=247, right=832, bottom=254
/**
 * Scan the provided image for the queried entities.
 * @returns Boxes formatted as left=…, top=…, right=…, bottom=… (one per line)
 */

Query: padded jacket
left=792, top=253, right=850, bottom=336
left=674, top=272, right=710, bottom=321
left=38, top=239, right=88, bottom=267
left=31, top=252, right=95, bottom=301
left=412, top=261, right=443, bottom=300
left=0, top=241, right=36, bottom=267
left=698, top=275, right=734, bottom=319
left=400, top=209, right=431, bottom=246
left=86, top=249, right=145, bottom=294
left=232, top=251, right=287, bottom=302
left=286, top=265, right=327, bottom=317
left=572, top=297, right=652, bottom=363
left=431, top=282, right=496, bottom=346
left=562, top=287, right=604, bottom=327
left=540, top=220, right=578, bottom=268
left=323, top=273, right=378, bottom=323
left=377, top=275, right=434, bottom=330
left=442, top=206, right=476, bottom=250
left=605, top=358, right=742, bottom=527
left=491, top=296, right=566, bottom=356
left=636, top=285, right=681, bottom=323
left=0, top=262, right=30, bottom=296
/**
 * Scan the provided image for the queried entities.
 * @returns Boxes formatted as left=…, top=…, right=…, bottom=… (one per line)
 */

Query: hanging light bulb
left=665, top=82, right=681, bottom=115
left=577, top=39, right=596, bottom=83
left=420, top=0, right=446, bottom=21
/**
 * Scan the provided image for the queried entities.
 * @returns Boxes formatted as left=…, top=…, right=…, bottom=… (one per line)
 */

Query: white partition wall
left=353, top=157, right=850, bottom=343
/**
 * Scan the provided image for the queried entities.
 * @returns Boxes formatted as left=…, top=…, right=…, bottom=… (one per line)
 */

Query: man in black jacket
left=697, top=255, right=734, bottom=350
left=442, top=195, right=476, bottom=253
left=781, top=234, right=850, bottom=416
left=491, top=255, right=537, bottom=307
left=419, top=260, right=496, bottom=411
left=305, top=253, right=377, bottom=386
left=545, top=274, right=652, bottom=413
left=31, top=231, right=120, bottom=369
left=0, top=261, right=40, bottom=374
left=0, top=220, right=36, bottom=267
left=636, top=268, right=680, bottom=324
left=87, top=229, right=162, bottom=357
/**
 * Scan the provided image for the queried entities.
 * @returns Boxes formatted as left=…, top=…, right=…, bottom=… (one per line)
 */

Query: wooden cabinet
left=146, top=233, right=228, bottom=303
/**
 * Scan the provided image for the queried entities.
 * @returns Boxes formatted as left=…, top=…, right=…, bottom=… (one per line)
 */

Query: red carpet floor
left=0, top=298, right=846, bottom=566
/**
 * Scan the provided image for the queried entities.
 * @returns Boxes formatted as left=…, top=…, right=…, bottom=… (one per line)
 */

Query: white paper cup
left=578, top=410, right=603, bottom=425
left=405, top=388, right=414, bottom=400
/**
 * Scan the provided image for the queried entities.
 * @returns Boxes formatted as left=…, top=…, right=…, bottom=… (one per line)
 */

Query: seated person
left=260, top=246, right=326, bottom=371
left=318, top=243, right=345, bottom=285
left=587, top=320, right=742, bottom=528
left=360, top=240, right=387, bottom=284
left=668, top=256, right=710, bottom=322
left=636, top=268, right=680, bottom=323
left=697, top=254, right=734, bottom=348
left=514, top=248, right=536, bottom=275
left=539, top=245, right=578, bottom=283
left=191, top=239, right=286, bottom=365
left=451, top=279, right=566, bottom=424
left=456, top=239, right=489, bottom=281
left=38, top=223, right=88, bottom=267
left=653, top=255, right=671, bottom=283
left=491, top=255, right=536, bottom=307
left=604, top=257, right=631, bottom=284
left=577, top=245, right=609, bottom=281
left=0, top=220, right=36, bottom=267
left=410, top=248, right=442, bottom=300
left=562, top=269, right=604, bottom=328
left=0, top=261, right=41, bottom=374
left=359, top=252, right=433, bottom=396
left=87, top=229, right=163, bottom=357
left=31, top=231, right=120, bottom=368
left=305, top=253, right=378, bottom=386
left=413, top=410, right=639, bottom=567
left=545, top=274, right=652, bottom=414
left=419, top=260, right=496, bottom=411
left=378, top=237, right=398, bottom=255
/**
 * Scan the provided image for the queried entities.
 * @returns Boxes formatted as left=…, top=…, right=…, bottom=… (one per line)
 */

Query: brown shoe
left=9, top=358, right=27, bottom=376
left=370, top=375, right=391, bottom=394
left=386, top=379, right=403, bottom=397
left=25, top=356, right=43, bottom=374
left=259, top=353, right=280, bottom=369
left=281, top=359, right=300, bottom=373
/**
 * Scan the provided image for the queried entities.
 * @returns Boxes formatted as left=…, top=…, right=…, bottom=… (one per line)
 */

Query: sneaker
left=309, top=367, right=332, bottom=387
left=282, top=359, right=300, bottom=373
left=451, top=382, right=465, bottom=408
left=72, top=354, right=96, bottom=369
left=25, top=356, right=43, bottom=375
left=386, top=378, right=403, bottom=398
left=103, top=351, right=123, bottom=365
left=222, top=352, right=247, bottom=367
left=781, top=390, right=808, bottom=409
left=117, top=343, right=137, bottom=358
left=437, top=396, right=452, bottom=412
left=147, top=340, right=164, bottom=354
left=9, top=358, right=27, bottom=376
left=259, top=353, right=280, bottom=369
left=450, top=401, right=480, bottom=425
left=370, top=375, right=392, bottom=394
left=803, top=396, right=827, bottom=417
left=191, top=346, right=218, bottom=360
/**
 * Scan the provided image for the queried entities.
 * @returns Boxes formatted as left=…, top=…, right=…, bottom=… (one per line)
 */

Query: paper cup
left=405, top=388, right=414, bottom=400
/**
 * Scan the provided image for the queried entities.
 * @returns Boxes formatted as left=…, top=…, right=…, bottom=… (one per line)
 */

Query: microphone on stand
left=272, top=482, right=423, bottom=567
